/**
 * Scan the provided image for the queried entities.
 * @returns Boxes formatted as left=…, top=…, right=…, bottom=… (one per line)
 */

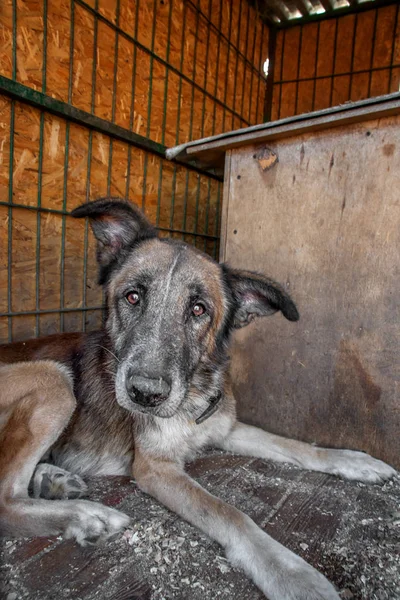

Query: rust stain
left=255, top=147, right=278, bottom=172
left=341, top=195, right=346, bottom=216
left=300, top=143, right=305, bottom=165
left=382, top=143, right=395, bottom=157
left=345, top=346, right=381, bottom=407
left=329, top=153, right=334, bottom=177
left=330, top=340, right=383, bottom=450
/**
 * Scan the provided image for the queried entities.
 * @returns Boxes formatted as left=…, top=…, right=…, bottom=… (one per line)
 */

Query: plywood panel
left=95, top=21, right=115, bottom=121
left=331, top=75, right=351, bottom=108
left=298, top=23, right=318, bottom=80
left=46, top=0, right=71, bottom=102
left=66, top=122, right=90, bottom=211
left=296, top=79, right=314, bottom=115
left=3, top=0, right=266, bottom=145
left=0, top=0, right=265, bottom=343
left=0, top=205, right=9, bottom=315
left=372, top=4, right=397, bottom=70
left=71, top=4, right=94, bottom=113
left=272, top=6, right=399, bottom=119
left=11, top=207, right=37, bottom=313
left=370, top=69, right=390, bottom=98
left=224, top=115, right=400, bottom=468
left=334, top=15, right=355, bottom=75
left=314, top=77, right=331, bottom=112
left=279, top=82, right=296, bottom=118
left=352, top=11, right=375, bottom=73
left=41, top=113, right=66, bottom=210
left=282, top=27, right=300, bottom=82
left=0, top=96, right=11, bottom=210
left=316, top=20, right=335, bottom=78
left=114, top=35, right=134, bottom=130
left=169, top=0, right=184, bottom=71
left=39, top=212, right=62, bottom=311
left=98, top=0, right=117, bottom=24
left=0, top=0, right=13, bottom=78
left=12, top=102, right=40, bottom=207
left=16, top=0, right=44, bottom=91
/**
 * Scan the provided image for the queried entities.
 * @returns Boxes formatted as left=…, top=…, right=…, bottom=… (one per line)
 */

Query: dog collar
left=195, top=391, right=222, bottom=425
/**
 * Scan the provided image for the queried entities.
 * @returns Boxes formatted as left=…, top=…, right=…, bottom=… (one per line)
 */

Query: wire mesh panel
left=0, top=0, right=269, bottom=343
left=270, top=3, right=400, bottom=120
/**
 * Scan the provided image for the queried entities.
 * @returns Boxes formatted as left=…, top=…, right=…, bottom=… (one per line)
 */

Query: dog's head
left=72, top=198, right=299, bottom=418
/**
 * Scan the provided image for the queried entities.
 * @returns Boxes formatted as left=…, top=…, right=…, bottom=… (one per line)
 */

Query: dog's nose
left=129, top=375, right=170, bottom=397
left=126, top=373, right=171, bottom=406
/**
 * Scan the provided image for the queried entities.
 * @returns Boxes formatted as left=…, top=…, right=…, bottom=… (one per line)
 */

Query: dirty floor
left=1, top=450, right=399, bottom=600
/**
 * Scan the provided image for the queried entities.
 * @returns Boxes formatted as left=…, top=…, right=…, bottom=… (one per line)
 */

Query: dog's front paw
left=280, top=560, right=340, bottom=600
left=323, top=449, right=396, bottom=483
left=64, top=500, right=130, bottom=546
left=32, top=463, right=88, bottom=499
left=228, top=533, right=340, bottom=600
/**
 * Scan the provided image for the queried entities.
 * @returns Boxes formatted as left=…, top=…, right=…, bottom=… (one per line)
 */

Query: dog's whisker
left=95, top=345, right=120, bottom=363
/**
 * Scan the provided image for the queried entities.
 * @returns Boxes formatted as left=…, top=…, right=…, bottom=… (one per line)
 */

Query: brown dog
left=0, top=198, right=396, bottom=600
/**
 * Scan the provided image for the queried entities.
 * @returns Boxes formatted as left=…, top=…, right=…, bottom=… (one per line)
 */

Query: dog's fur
left=0, top=198, right=396, bottom=600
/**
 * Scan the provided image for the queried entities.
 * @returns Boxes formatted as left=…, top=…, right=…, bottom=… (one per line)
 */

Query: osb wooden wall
left=0, top=0, right=269, bottom=343
left=271, top=4, right=400, bottom=120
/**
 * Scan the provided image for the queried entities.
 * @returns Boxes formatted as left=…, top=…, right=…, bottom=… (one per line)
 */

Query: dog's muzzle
left=126, top=374, right=171, bottom=407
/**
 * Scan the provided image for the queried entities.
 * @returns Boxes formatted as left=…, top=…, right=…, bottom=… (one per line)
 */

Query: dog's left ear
left=223, top=267, right=299, bottom=328
left=71, top=197, right=157, bottom=283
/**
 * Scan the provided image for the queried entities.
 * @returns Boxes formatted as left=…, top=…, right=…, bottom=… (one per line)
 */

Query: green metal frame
left=1, top=0, right=268, bottom=343
left=0, top=77, right=166, bottom=158
left=268, top=1, right=400, bottom=121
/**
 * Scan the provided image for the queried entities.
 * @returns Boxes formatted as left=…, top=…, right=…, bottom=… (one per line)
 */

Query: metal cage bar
left=270, top=3, right=400, bottom=120
left=73, top=0, right=253, bottom=127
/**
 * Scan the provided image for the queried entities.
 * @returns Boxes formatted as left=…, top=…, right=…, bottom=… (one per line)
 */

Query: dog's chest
left=136, top=409, right=234, bottom=462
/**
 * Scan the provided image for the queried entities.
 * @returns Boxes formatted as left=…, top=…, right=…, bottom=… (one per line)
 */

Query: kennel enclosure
left=1, top=2, right=400, bottom=599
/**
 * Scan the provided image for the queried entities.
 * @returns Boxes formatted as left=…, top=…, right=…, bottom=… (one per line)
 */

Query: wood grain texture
left=224, top=114, right=400, bottom=469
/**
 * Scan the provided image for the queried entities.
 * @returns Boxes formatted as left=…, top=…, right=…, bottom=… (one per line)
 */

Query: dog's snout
left=130, top=375, right=170, bottom=397
left=126, top=372, right=171, bottom=407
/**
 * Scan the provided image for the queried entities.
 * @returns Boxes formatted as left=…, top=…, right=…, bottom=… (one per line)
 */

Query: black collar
left=195, top=391, right=223, bottom=425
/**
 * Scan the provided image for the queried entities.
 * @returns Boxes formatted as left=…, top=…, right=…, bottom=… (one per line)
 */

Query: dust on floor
left=1, top=450, right=399, bottom=600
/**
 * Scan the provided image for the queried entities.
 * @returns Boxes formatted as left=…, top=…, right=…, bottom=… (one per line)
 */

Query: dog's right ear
left=71, top=197, right=157, bottom=284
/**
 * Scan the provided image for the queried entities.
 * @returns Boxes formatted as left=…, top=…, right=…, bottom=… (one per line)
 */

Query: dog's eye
left=126, top=291, right=140, bottom=306
left=192, top=303, right=206, bottom=317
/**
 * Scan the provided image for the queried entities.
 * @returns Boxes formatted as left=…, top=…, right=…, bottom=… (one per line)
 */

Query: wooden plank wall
left=271, top=4, right=400, bottom=120
left=0, top=0, right=269, bottom=343
left=223, top=114, right=400, bottom=468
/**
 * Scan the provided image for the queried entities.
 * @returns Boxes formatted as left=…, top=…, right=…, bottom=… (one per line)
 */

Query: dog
left=0, top=197, right=396, bottom=600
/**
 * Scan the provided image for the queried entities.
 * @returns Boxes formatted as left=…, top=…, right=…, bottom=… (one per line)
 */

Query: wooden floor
left=1, top=451, right=399, bottom=600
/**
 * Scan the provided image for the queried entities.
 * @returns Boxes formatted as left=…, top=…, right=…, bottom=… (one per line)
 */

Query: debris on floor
left=1, top=450, right=399, bottom=600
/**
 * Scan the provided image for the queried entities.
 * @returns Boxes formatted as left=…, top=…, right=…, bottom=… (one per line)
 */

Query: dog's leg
left=0, top=361, right=130, bottom=544
left=217, top=421, right=396, bottom=483
left=133, top=449, right=340, bottom=600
